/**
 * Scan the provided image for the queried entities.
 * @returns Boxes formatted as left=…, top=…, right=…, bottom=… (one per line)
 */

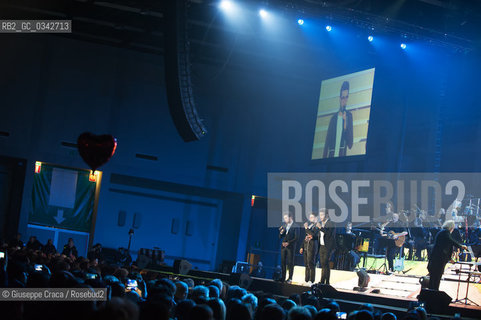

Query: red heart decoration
left=77, top=132, right=117, bottom=172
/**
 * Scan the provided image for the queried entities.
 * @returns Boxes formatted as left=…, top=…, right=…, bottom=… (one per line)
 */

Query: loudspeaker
left=163, top=0, right=207, bottom=142
left=133, top=212, right=141, bottom=229
left=118, top=210, right=126, bottom=227
left=171, top=218, right=179, bottom=234
left=229, top=273, right=253, bottom=289
left=318, top=284, right=338, bottom=298
left=239, top=273, right=253, bottom=289
left=174, top=259, right=192, bottom=275
left=220, top=260, right=236, bottom=274
left=417, top=289, right=452, bottom=313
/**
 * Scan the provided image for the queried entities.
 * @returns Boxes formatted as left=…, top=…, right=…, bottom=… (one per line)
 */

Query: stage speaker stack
left=319, top=284, right=338, bottom=298
left=174, top=259, right=192, bottom=275
left=229, top=273, right=253, bottom=290
left=417, top=289, right=452, bottom=313
left=220, top=260, right=236, bottom=274
left=239, top=273, right=253, bottom=289
left=163, top=0, right=207, bottom=142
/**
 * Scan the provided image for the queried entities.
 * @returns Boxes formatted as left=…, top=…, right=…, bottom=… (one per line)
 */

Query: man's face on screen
left=340, top=89, right=349, bottom=110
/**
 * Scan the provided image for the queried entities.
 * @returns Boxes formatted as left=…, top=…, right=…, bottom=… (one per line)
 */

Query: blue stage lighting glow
left=219, top=0, right=233, bottom=11
left=400, top=43, right=407, bottom=49
left=259, top=9, right=268, bottom=18
left=368, top=35, right=373, bottom=42
left=297, top=19, right=304, bottom=25
left=325, top=25, right=332, bottom=32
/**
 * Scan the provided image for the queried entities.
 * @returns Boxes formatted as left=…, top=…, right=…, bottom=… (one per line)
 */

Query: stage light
left=353, top=268, right=370, bottom=292
left=259, top=9, right=268, bottom=18
left=219, top=0, right=233, bottom=11
left=400, top=43, right=407, bottom=49
left=297, top=19, right=304, bottom=25
left=325, top=25, right=332, bottom=32
left=35, top=161, right=42, bottom=174
left=89, top=170, right=97, bottom=182
left=368, top=35, right=373, bottom=42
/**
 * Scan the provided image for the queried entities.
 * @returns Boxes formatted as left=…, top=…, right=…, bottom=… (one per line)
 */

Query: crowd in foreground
left=0, top=236, right=461, bottom=320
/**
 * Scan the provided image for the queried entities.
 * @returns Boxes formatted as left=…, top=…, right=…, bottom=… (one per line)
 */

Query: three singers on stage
left=280, top=209, right=336, bottom=284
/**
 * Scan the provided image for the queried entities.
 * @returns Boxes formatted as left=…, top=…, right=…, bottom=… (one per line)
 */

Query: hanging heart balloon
left=77, top=132, right=117, bottom=172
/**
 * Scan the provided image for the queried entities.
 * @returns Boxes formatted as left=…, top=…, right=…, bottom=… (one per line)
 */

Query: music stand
left=453, top=250, right=480, bottom=306
left=377, top=255, right=389, bottom=274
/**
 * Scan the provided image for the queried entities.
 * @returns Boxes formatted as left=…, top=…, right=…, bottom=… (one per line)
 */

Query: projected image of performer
left=427, top=220, right=467, bottom=290
left=279, top=212, right=299, bottom=283
left=323, top=81, right=354, bottom=158
left=316, top=209, right=336, bottom=284
left=300, top=212, right=319, bottom=284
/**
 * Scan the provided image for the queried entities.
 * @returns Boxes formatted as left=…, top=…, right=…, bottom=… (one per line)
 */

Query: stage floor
left=292, top=262, right=481, bottom=306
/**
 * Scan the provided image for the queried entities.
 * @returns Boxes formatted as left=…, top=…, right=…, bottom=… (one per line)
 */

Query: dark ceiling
left=1, top=0, right=480, bottom=64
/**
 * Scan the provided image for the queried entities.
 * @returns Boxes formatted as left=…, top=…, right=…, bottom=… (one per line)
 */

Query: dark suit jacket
left=323, top=110, right=353, bottom=158
left=303, top=225, right=319, bottom=249
left=280, top=223, right=299, bottom=249
left=428, top=229, right=463, bottom=271
left=319, top=220, right=336, bottom=251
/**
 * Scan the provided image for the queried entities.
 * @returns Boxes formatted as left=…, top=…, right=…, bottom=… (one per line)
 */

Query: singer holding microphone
left=323, top=80, right=353, bottom=158
left=279, top=212, right=299, bottom=283
left=300, top=212, right=319, bottom=284
left=427, top=220, right=468, bottom=290
left=316, top=208, right=336, bottom=285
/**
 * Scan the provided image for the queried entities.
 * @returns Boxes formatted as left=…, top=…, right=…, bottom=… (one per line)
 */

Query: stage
left=143, top=259, right=481, bottom=319
left=292, top=265, right=481, bottom=302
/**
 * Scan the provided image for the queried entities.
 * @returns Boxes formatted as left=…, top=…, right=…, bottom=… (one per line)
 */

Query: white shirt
left=319, top=219, right=329, bottom=246
left=286, top=222, right=293, bottom=234
left=334, top=113, right=343, bottom=157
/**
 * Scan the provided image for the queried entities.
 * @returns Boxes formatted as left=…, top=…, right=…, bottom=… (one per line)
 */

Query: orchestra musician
left=427, top=220, right=468, bottom=290
left=411, top=211, right=429, bottom=261
left=316, top=209, right=336, bottom=285
left=300, top=212, right=319, bottom=284
left=380, top=213, right=408, bottom=273
left=279, top=212, right=299, bottom=283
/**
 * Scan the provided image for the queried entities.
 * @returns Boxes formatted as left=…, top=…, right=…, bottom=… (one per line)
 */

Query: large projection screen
left=312, top=68, right=375, bottom=160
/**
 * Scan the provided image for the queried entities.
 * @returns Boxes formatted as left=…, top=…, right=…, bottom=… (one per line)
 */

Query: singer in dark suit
left=316, top=209, right=336, bottom=285
left=323, top=81, right=354, bottom=158
left=300, top=212, right=319, bottom=283
left=428, top=220, right=467, bottom=290
left=279, top=212, right=299, bottom=283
